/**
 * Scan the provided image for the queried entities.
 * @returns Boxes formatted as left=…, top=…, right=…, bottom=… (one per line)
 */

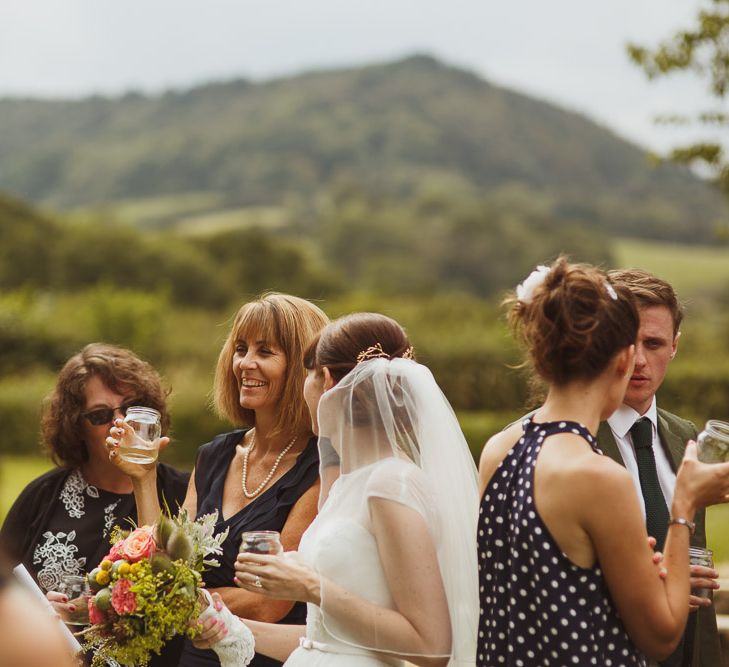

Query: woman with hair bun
left=477, top=257, right=729, bottom=666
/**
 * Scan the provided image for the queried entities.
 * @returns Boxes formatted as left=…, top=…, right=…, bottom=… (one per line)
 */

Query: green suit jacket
left=598, top=409, right=722, bottom=667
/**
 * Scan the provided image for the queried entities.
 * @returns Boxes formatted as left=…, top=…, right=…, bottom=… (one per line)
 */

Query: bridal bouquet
left=81, top=510, right=228, bottom=667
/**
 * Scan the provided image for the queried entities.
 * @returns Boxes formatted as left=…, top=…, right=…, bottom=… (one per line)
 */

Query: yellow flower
left=130, top=563, right=142, bottom=575
left=100, top=559, right=113, bottom=571
left=117, top=562, right=131, bottom=576
left=96, top=569, right=111, bottom=586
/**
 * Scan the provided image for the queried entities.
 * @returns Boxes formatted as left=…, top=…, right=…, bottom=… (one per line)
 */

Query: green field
left=0, top=455, right=53, bottom=521
left=2, top=454, right=727, bottom=568
left=614, top=238, right=729, bottom=297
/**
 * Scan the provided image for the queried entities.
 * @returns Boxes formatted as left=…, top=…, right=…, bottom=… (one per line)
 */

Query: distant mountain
left=0, top=55, right=724, bottom=242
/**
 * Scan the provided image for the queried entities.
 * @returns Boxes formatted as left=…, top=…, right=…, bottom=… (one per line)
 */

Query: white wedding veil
left=315, top=357, right=479, bottom=665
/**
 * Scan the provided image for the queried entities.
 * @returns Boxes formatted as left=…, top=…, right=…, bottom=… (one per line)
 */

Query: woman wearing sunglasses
left=0, top=343, right=189, bottom=603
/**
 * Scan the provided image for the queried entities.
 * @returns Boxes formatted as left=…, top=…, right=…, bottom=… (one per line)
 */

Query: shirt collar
left=607, top=396, right=658, bottom=439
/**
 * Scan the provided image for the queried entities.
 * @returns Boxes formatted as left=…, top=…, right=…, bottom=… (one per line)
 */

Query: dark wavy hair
left=42, top=343, right=170, bottom=468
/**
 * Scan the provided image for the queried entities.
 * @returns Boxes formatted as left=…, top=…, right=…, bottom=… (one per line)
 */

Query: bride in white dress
left=195, top=313, right=479, bottom=667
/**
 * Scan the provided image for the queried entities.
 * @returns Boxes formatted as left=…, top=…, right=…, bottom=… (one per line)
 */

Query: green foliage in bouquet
left=82, top=512, right=228, bottom=667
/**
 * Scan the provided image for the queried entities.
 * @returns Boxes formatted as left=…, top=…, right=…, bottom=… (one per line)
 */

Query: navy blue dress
left=477, top=417, right=646, bottom=667
left=179, top=429, right=319, bottom=667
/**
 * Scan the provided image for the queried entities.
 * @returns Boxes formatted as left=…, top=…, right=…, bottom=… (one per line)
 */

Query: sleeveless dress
left=477, top=417, right=646, bottom=667
left=284, top=458, right=433, bottom=667
left=179, top=429, right=320, bottom=667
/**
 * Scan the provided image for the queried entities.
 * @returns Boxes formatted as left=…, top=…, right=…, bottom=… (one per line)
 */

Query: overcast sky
left=0, top=1, right=720, bottom=152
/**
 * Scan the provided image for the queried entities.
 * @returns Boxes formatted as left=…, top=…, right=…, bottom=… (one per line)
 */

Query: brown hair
left=42, top=343, right=170, bottom=468
left=214, top=293, right=329, bottom=437
left=305, top=313, right=416, bottom=447
left=508, top=257, right=639, bottom=387
left=303, top=312, right=414, bottom=382
left=607, top=268, right=683, bottom=335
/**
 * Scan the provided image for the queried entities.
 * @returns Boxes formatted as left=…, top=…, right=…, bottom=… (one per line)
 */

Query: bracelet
left=668, top=517, right=696, bottom=536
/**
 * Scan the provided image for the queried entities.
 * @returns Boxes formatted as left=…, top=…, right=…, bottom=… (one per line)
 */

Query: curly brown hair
left=508, top=257, right=639, bottom=387
left=42, top=343, right=170, bottom=468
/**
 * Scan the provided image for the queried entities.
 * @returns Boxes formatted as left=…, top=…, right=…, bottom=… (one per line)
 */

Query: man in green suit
left=600, top=269, right=722, bottom=667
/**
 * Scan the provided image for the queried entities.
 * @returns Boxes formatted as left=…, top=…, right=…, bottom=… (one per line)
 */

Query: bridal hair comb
left=356, top=343, right=390, bottom=364
left=356, top=344, right=416, bottom=364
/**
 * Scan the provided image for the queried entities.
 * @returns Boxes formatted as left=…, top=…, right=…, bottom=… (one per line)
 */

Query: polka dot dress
left=477, top=417, right=646, bottom=667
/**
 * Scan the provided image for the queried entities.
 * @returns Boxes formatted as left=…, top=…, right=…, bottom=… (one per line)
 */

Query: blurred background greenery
left=1, top=55, right=728, bottom=555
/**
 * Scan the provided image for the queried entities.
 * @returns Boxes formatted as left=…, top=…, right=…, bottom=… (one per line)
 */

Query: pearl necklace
left=241, top=430, right=297, bottom=499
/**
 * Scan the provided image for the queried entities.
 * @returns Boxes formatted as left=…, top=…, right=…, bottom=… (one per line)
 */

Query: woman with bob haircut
left=192, top=312, right=480, bottom=667
left=477, top=258, right=729, bottom=666
left=108, top=293, right=329, bottom=667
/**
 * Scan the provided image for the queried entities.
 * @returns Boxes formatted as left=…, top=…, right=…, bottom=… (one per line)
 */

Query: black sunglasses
left=82, top=401, right=141, bottom=426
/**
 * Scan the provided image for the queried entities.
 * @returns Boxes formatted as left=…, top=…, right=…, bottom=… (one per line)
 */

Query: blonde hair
left=213, top=293, right=329, bottom=438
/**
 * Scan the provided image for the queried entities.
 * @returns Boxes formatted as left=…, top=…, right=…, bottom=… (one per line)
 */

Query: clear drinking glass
left=119, top=406, right=162, bottom=464
left=696, top=420, right=729, bottom=463
left=239, top=530, right=283, bottom=555
left=689, top=546, right=714, bottom=599
left=59, top=574, right=91, bottom=625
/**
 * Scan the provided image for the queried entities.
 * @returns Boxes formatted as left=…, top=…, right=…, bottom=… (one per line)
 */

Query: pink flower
left=104, top=540, right=126, bottom=562
left=88, top=598, right=106, bottom=625
left=111, top=579, right=137, bottom=615
left=122, top=527, right=156, bottom=562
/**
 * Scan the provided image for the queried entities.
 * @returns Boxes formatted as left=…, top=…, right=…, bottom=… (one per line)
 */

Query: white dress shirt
left=606, top=397, right=677, bottom=516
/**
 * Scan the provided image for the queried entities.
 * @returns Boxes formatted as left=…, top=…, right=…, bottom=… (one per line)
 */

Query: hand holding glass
left=118, top=406, right=162, bottom=464
left=689, top=547, right=714, bottom=599
left=59, top=574, right=90, bottom=625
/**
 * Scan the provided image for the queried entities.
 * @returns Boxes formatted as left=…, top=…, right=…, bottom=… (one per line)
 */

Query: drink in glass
left=696, top=420, right=729, bottom=464
left=119, top=406, right=162, bottom=464
left=59, top=574, right=91, bottom=625
left=689, top=546, right=714, bottom=599
left=239, top=531, right=282, bottom=555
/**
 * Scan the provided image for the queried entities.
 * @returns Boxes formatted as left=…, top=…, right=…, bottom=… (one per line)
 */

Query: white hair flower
left=516, top=265, right=551, bottom=303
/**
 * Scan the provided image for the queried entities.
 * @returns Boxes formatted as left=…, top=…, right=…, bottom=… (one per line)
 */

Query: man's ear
left=322, top=367, right=336, bottom=391
left=670, top=331, right=681, bottom=360
left=617, top=344, right=635, bottom=378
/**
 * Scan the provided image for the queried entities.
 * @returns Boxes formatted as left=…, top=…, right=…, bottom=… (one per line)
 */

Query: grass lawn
left=707, top=505, right=729, bottom=569
left=614, top=238, right=729, bottom=298
left=0, top=455, right=53, bottom=523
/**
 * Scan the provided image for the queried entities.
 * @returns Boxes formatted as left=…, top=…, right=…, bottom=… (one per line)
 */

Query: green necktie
left=630, top=417, right=670, bottom=551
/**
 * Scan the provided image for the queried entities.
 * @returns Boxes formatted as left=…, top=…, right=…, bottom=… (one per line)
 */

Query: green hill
left=0, top=55, right=724, bottom=242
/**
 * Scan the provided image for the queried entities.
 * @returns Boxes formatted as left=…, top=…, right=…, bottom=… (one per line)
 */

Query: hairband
left=356, top=343, right=415, bottom=364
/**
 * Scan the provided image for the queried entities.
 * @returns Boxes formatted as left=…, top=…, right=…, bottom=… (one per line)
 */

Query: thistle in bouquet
left=81, top=510, right=228, bottom=667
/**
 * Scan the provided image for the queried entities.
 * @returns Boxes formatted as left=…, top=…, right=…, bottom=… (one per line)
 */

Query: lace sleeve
left=198, top=591, right=255, bottom=667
